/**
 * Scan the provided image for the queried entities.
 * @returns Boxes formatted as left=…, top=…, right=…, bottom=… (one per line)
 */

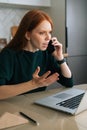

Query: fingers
left=32, top=72, right=59, bottom=88
left=52, top=37, right=62, bottom=47
left=33, top=66, right=52, bottom=79
left=32, top=66, right=59, bottom=88
left=41, top=71, right=51, bottom=79
left=51, top=37, right=63, bottom=59
left=40, top=72, right=59, bottom=86
left=45, top=73, right=59, bottom=86
left=52, top=37, right=57, bottom=43
left=32, top=66, right=40, bottom=78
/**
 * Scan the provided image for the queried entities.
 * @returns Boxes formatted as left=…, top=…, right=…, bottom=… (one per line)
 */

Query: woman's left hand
left=51, top=37, right=64, bottom=60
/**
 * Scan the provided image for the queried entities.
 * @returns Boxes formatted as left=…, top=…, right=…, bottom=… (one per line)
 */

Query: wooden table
left=0, top=84, right=87, bottom=130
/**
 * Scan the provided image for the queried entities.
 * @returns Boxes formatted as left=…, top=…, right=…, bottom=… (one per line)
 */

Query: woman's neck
left=23, top=44, right=39, bottom=52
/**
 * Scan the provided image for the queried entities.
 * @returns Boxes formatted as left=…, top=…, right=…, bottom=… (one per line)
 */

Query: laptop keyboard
left=56, top=93, right=84, bottom=109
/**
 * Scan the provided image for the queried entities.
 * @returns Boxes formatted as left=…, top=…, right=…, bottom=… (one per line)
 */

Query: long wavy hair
left=6, top=9, right=53, bottom=51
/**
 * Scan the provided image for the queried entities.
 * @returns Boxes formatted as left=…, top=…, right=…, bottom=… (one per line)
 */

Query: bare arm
left=52, top=37, right=72, bottom=78
left=0, top=66, right=59, bottom=100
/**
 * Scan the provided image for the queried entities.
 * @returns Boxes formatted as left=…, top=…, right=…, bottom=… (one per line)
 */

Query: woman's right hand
left=32, top=66, right=59, bottom=88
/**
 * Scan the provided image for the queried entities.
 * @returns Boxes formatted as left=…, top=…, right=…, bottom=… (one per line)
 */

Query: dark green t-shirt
left=0, top=48, right=73, bottom=92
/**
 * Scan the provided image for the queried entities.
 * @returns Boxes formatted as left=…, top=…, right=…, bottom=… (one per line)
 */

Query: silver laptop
left=34, top=88, right=87, bottom=115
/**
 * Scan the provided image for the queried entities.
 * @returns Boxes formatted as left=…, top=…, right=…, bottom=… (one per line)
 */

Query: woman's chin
left=41, top=48, right=47, bottom=51
left=41, top=47, right=47, bottom=51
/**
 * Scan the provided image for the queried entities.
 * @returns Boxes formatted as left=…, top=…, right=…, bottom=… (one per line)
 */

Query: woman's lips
left=42, top=44, right=48, bottom=48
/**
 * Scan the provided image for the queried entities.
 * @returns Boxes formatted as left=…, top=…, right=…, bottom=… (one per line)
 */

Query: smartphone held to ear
left=47, top=40, right=55, bottom=54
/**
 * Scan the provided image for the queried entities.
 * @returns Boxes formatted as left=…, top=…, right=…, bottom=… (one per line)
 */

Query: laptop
left=34, top=88, right=87, bottom=115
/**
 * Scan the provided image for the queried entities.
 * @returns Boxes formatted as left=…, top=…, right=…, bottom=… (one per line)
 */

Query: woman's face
left=26, top=20, right=52, bottom=52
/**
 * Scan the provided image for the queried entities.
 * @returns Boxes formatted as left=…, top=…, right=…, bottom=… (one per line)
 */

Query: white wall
left=0, top=7, right=28, bottom=42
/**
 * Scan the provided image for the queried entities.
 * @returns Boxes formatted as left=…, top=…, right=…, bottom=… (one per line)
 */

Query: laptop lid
left=34, top=88, right=87, bottom=115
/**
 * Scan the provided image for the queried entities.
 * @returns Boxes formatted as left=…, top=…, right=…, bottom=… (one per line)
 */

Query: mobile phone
left=47, top=40, right=55, bottom=54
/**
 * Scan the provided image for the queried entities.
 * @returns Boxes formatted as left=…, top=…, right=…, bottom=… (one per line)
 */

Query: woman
left=0, top=9, right=73, bottom=100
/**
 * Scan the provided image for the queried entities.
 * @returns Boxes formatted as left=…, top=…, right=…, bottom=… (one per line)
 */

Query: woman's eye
left=39, top=32, right=45, bottom=35
left=39, top=31, right=52, bottom=35
left=49, top=31, right=52, bottom=35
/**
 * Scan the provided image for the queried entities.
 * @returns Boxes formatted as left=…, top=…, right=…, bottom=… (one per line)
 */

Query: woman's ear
left=25, top=32, right=30, bottom=41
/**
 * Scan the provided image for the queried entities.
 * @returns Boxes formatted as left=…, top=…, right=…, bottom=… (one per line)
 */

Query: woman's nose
left=45, top=33, right=51, bottom=40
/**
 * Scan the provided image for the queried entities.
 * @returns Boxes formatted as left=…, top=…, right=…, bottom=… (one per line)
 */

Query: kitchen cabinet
left=0, top=0, right=51, bottom=8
